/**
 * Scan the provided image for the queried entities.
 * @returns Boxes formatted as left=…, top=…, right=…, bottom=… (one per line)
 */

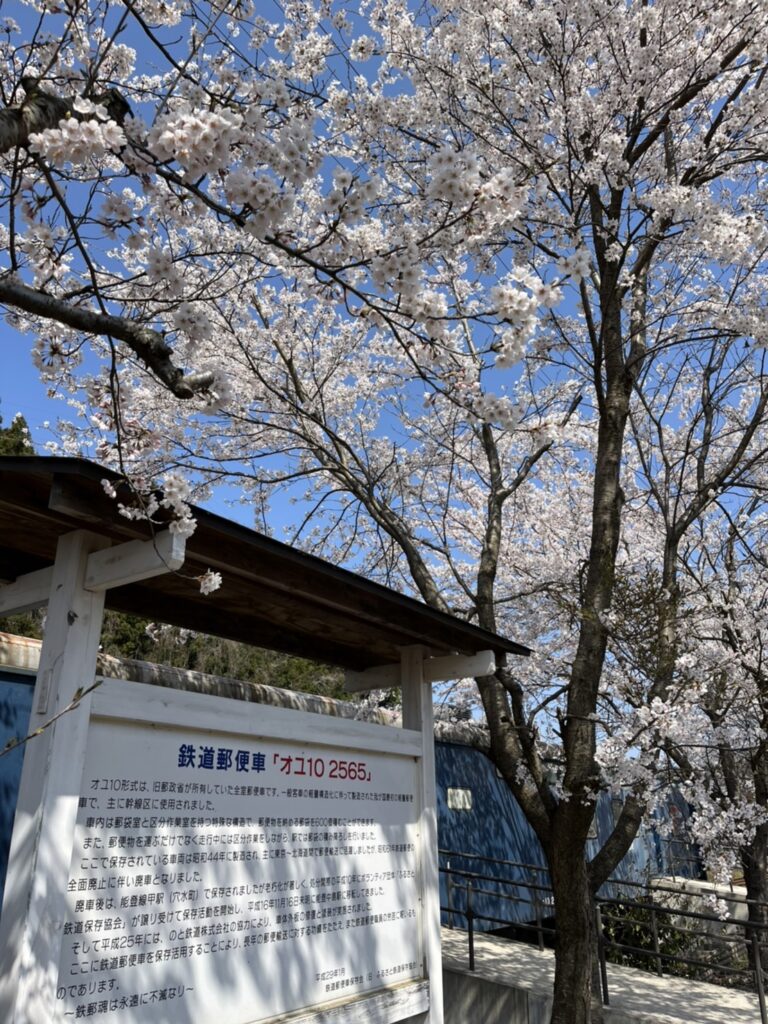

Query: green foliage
left=602, top=896, right=690, bottom=973
left=0, top=412, right=34, bottom=456
left=99, top=614, right=349, bottom=700
left=99, top=611, right=155, bottom=661
left=602, top=894, right=755, bottom=991
left=0, top=610, right=43, bottom=642
left=0, top=410, right=41, bottom=636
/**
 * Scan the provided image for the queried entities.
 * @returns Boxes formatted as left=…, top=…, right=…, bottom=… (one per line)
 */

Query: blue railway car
left=0, top=650, right=35, bottom=892
left=434, top=733, right=701, bottom=933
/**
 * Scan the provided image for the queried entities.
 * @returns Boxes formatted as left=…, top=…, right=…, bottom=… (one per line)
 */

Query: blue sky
left=3, top=330, right=57, bottom=445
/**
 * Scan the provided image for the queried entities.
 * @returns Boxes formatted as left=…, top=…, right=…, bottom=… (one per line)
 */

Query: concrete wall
left=443, top=967, right=552, bottom=1024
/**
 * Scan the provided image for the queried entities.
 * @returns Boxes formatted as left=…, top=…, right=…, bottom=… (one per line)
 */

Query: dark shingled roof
left=0, top=457, right=529, bottom=671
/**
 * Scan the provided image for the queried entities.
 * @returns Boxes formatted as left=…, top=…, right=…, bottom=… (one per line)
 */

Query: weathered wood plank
left=268, top=980, right=429, bottom=1024
left=344, top=650, right=496, bottom=693
left=91, top=678, right=424, bottom=757
left=84, top=529, right=185, bottom=591
left=0, top=565, right=53, bottom=614
left=402, top=646, right=444, bottom=1024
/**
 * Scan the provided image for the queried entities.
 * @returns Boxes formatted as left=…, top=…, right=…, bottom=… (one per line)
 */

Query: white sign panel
left=54, top=715, right=423, bottom=1023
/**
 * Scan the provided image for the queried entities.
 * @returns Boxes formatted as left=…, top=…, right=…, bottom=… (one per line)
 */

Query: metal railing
left=439, top=849, right=768, bottom=1024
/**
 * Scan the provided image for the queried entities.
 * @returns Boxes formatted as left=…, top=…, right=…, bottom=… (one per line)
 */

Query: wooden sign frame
left=0, top=530, right=443, bottom=1024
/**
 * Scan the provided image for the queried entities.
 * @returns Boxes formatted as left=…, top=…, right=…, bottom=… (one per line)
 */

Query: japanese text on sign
left=55, top=715, right=423, bottom=1024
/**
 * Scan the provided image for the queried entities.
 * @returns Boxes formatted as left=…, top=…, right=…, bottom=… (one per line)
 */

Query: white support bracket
left=0, top=530, right=186, bottom=615
left=83, top=530, right=186, bottom=592
left=344, top=649, right=496, bottom=693
left=0, top=566, right=55, bottom=616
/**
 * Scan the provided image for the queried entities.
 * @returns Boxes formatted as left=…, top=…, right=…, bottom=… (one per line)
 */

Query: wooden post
left=0, top=530, right=109, bottom=1024
left=401, top=645, right=444, bottom=1024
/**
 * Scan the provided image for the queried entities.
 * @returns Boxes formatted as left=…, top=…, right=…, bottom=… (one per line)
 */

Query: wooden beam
left=424, top=649, right=495, bottom=683
left=344, top=663, right=399, bottom=692
left=92, top=679, right=423, bottom=758
left=48, top=475, right=106, bottom=523
left=344, top=649, right=496, bottom=693
left=401, top=645, right=443, bottom=1024
left=0, top=565, right=54, bottom=615
left=84, top=529, right=185, bottom=592
left=0, top=530, right=108, bottom=1022
left=0, top=529, right=186, bottom=610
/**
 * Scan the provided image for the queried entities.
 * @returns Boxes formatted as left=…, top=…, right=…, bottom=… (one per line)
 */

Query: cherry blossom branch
left=0, top=76, right=131, bottom=156
left=0, top=276, right=213, bottom=398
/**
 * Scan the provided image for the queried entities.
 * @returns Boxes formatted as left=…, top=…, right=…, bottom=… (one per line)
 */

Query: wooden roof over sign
left=0, top=457, right=529, bottom=671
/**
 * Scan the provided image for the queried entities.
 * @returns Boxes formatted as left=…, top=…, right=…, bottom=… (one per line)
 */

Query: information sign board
left=54, top=700, right=423, bottom=1023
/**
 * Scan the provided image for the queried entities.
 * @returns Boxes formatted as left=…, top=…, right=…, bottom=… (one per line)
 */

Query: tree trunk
left=742, top=818, right=768, bottom=978
left=549, top=838, right=604, bottom=1024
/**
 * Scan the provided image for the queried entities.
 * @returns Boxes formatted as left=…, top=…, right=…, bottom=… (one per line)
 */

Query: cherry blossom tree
left=592, top=372, right=768, bottom=970
left=669, top=504, right=768, bottom=972
left=4, top=2, right=768, bottom=1022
